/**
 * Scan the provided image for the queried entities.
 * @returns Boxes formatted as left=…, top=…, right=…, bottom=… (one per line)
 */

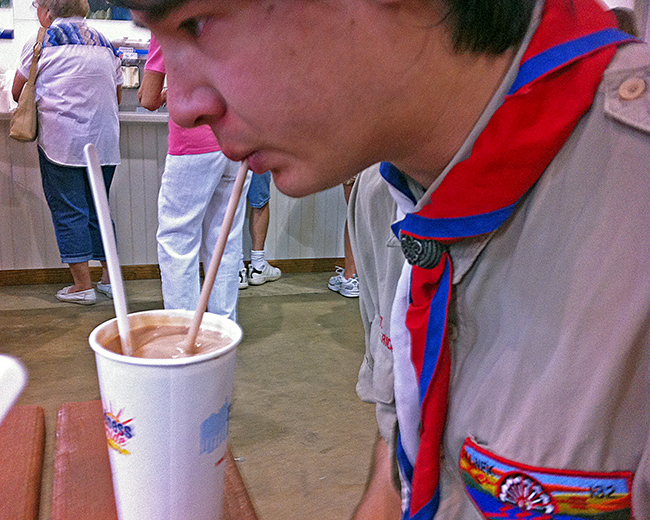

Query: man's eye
left=178, top=17, right=207, bottom=38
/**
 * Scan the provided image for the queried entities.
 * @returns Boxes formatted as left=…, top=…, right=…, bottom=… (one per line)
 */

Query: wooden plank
left=51, top=401, right=118, bottom=520
left=1, top=119, right=345, bottom=270
left=142, top=122, right=163, bottom=264
left=113, top=124, right=135, bottom=264
left=0, top=404, right=46, bottom=520
left=223, top=449, right=259, bottom=520
left=51, top=400, right=259, bottom=520
left=0, top=124, right=15, bottom=270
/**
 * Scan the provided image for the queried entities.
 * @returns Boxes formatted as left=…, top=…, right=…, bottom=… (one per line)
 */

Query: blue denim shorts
left=247, top=171, right=271, bottom=208
left=38, top=147, right=116, bottom=264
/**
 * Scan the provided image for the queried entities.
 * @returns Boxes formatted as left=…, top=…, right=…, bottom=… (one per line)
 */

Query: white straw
left=184, top=160, right=250, bottom=354
left=84, top=143, right=133, bottom=356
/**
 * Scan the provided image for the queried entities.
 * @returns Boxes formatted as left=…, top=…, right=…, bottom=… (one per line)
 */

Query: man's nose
left=165, top=72, right=226, bottom=129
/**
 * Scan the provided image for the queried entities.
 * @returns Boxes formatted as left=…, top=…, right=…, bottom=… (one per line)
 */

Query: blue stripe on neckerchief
left=381, top=161, right=418, bottom=205
left=509, top=28, right=635, bottom=95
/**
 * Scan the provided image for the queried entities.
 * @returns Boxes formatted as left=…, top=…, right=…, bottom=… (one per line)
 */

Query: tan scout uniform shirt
left=349, top=36, right=650, bottom=520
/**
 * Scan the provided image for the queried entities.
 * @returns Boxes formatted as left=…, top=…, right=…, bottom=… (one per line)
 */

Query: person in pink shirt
left=139, top=35, right=251, bottom=321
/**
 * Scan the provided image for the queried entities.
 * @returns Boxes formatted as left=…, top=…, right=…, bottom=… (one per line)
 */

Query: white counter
left=0, top=110, right=168, bottom=122
left=0, top=114, right=347, bottom=271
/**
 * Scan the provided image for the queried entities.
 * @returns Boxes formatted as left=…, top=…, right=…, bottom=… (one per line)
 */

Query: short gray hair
left=40, top=0, right=90, bottom=18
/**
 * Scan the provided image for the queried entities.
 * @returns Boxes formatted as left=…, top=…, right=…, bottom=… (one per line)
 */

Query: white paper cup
left=89, top=309, right=242, bottom=520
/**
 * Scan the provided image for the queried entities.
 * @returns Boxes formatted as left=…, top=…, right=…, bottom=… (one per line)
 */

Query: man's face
left=135, top=0, right=419, bottom=197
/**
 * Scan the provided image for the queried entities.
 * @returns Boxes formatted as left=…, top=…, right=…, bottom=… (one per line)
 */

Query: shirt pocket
left=459, top=437, right=633, bottom=520
left=356, top=313, right=395, bottom=405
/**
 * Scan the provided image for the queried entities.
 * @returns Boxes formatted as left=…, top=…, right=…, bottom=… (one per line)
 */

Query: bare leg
left=343, top=183, right=357, bottom=279
left=67, top=262, right=93, bottom=292
left=250, top=203, right=270, bottom=251
left=100, top=261, right=110, bottom=284
left=351, top=433, right=402, bottom=520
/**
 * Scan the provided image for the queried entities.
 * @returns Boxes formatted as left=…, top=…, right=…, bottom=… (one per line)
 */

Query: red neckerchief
left=387, top=1, right=635, bottom=518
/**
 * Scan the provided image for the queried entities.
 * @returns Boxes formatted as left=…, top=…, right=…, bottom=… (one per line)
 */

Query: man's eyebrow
left=109, top=0, right=187, bottom=21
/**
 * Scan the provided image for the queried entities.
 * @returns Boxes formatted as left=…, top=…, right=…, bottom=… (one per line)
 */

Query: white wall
left=0, top=0, right=150, bottom=75
left=0, top=119, right=348, bottom=270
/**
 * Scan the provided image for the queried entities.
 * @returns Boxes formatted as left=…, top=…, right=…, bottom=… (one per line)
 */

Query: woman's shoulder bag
left=10, top=26, right=47, bottom=142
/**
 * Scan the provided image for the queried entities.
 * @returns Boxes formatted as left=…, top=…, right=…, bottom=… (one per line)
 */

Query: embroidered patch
left=459, top=438, right=633, bottom=520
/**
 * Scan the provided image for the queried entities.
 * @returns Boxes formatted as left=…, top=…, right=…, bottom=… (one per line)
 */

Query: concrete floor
left=0, top=272, right=378, bottom=520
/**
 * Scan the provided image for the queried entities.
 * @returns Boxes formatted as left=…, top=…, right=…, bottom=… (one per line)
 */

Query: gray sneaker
left=56, top=286, right=97, bottom=305
left=248, top=262, right=281, bottom=286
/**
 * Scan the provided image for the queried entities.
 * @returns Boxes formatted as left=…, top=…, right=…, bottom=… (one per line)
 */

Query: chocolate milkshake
left=105, top=324, right=232, bottom=359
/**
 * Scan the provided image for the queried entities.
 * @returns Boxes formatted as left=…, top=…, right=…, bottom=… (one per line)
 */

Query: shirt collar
left=388, top=0, right=545, bottom=284
left=51, top=17, right=87, bottom=26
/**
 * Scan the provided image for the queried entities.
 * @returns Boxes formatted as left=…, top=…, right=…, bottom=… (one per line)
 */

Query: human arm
left=11, top=71, right=27, bottom=103
left=139, top=34, right=166, bottom=111
left=116, top=84, right=123, bottom=105
left=351, top=433, right=401, bottom=520
left=137, top=70, right=166, bottom=111
left=347, top=167, right=403, bottom=520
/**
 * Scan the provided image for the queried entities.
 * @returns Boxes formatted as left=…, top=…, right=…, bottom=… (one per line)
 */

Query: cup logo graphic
left=104, top=406, right=134, bottom=455
left=200, top=402, right=230, bottom=455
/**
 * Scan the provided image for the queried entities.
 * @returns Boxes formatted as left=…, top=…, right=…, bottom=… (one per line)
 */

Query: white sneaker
left=96, top=282, right=113, bottom=299
left=238, top=268, right=249, bottom=289
left=328, top=268, right=359, bottom=298
left=339, top=275, right=360, bottom=298
left=248, top=262, right=281, bottom=286
left=56, top=286, right=97, bottom=305
left=328, top=267, right=347, bottom=292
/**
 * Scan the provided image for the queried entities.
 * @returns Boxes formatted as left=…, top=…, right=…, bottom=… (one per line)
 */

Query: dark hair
left=441, top=0, right=537, bottom=54
left=109, top=0, right=179, bottom=21
left=111, top=0, right=535, bottom=54
left=612, top=7, right=638, bottom=37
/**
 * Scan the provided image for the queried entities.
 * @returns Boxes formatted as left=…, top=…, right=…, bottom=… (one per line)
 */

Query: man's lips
left=220, top=148, right=268, bottom=174
left=219, top=145, right=252, bottom=164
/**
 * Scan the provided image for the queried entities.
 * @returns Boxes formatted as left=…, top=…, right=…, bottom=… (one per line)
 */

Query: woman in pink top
left=139, top=35, right=251, bottom=321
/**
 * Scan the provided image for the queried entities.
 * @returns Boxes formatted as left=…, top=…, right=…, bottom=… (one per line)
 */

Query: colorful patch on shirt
left=459, top=437, right=633, bottom=519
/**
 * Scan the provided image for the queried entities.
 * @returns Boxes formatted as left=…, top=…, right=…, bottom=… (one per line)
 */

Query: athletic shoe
left=339, top=275, right=360, bottom=298
left=96, top=282, right=113, bottom=299
left=328, top=267, right=360, bottom=298
left=239, top=268, right=249, bottom=289
left=56, top=286, right=97, bottom=305
left=248, top=262, right=282, bottom=286
left=328, top=267, right=347, bottom=292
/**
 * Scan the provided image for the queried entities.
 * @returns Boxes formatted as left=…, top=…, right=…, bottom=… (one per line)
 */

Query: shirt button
left=618, top=77, right=646, bottom=101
